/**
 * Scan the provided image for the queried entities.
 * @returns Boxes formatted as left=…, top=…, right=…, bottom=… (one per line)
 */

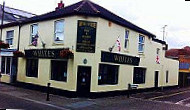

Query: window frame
left=98, top=63, right=119, bottom=85
left=30, top=24, right=38, bottom=44
left=138, top=35, right=145, bottom=53
left=50, top=59, right=68, bottom=82
left=1, top=56, right=12, bottom=75
left=6, top=30, right=14, bottom=45
left=133, top=67, right=146, bottom=84
left=26, top=58, right=39, bottom=78
left=124, top=30, right=129, bottom=50
left=54, top=19, right=65, bottom=44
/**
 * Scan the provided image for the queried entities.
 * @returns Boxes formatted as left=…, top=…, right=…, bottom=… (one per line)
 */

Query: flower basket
left=60, top=49, right=74, bottom=59
left=13, top=51, right=25, bottom=57
left=0, top=41, right=9, bottom=49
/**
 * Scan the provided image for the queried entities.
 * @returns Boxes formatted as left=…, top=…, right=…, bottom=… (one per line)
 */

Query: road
left=0, top=92, right=67, bottom=110
left=1, top=83, right=190, bottom=110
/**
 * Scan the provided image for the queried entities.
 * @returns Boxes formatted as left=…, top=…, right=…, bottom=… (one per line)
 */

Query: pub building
left=0, top=0, right=179, bottom=97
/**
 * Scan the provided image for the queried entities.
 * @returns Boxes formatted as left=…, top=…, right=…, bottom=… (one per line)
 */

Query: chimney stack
left=56, top=0, right=64, bottom=10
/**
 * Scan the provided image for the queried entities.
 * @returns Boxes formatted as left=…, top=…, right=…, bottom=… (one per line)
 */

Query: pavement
left=1, top=83, right=190, bottom=110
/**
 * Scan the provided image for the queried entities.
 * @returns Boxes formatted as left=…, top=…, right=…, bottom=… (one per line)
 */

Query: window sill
left=1, top=73, right=10, bottom=76
left=52, top=42, right=64, bottom=46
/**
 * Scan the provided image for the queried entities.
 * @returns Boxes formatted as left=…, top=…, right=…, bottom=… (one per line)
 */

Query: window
left=98, top=64, right=119, bottom=85
left=54, top=20, right=64, bottom=42
left=6, top=30, right=14, bottom=45
left=133, top=67, right=146, bottom=84
left=26, top=59, right=38, bottom=77
left=124, top=30, right=129, bottom=49
left=30, top=24, right=38, bottom=44
left=138, top=35, right=145, bottom=53
left=1, top=57, right=12, bottom=75
left=51, top=60, right=67, bottom=82
left=156, top=48, right=160, bottom=64
left=166, top=71, right=169, bottom=83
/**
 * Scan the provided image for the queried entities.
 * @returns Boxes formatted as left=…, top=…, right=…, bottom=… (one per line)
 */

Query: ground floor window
left=98, top=64, right=119, bottom=85
left=51, top=60, right=67, bottom=82
left=1, top=56, right=12, bottom=75
left=133, top=67, right=146, bottom=84
left=26, top=59, right=38, bottom=77
left=166, top=71, right=169, bottom=83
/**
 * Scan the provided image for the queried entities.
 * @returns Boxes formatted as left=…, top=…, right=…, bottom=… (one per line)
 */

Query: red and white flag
left=116, top=37, right=121, bottom=52
left=156, top=55, right=160, bottom=64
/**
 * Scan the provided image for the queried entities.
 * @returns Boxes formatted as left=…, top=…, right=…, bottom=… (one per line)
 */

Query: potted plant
left=60, top=49, right=74, bottom=59
left=13, top=51, right=25, bottom=57
left=0, top=40, right=9, bottom=49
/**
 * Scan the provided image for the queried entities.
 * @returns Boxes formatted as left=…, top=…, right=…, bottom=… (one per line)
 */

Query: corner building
left=0, top=0, right=179, bottom=97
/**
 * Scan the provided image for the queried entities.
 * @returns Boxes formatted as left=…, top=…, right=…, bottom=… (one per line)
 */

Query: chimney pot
left=56, top=0, right=64, bottom=10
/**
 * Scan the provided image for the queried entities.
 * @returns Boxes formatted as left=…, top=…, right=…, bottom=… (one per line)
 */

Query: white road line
left=19, top=97, right=70, bottom=110
left=176, top=97, right=190, bottom=105
left=148, top=90, right=190, bottom=100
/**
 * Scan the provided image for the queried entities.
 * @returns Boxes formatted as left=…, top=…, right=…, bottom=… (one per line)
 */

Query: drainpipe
left=17, top=22, right=22, bottom=51
left=0, top=1, right=5, bottom=41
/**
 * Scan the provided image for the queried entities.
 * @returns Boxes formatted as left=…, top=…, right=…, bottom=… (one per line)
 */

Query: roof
left=0, top=4, right=35, bottom=23
left=0, top=0, right=156, bottom=38
left=166, top=46, right=190, bottom=58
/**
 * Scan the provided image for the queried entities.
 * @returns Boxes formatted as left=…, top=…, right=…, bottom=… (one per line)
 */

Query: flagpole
left=0, top=1, right=5, bottom=41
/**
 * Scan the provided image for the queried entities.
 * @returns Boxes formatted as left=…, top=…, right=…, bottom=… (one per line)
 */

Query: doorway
left=155, top=71, right=159, bottom=88
left=77, top=66, right=91, bottom=97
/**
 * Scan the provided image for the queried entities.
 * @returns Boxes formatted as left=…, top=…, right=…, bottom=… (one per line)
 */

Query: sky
left=1, top=0, right=190, bottom=49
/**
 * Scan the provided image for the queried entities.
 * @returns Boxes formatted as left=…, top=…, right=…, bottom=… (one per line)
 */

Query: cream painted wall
left=2, top=15, right=178, bottom=92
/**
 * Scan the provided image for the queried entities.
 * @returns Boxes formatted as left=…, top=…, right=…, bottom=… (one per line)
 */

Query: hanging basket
left=0, top=41, right=9, bottom=49
left=13, top=51, right=25, bottom=57
left=60, top=49, right=74, bottom=59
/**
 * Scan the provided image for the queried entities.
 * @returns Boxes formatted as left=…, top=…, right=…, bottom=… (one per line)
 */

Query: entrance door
left=77, top=66, right=91, bottom=97
left=154, top=71, right=159, bottom=88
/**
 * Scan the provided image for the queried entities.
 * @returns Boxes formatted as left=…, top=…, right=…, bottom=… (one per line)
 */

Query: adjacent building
left=0, top=4, right=35, bottom=24
left=166, top=46, right=190, bottom=87
left=0, top=0, right=179, bottom=97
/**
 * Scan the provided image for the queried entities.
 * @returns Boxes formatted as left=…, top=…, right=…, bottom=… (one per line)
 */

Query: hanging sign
left=76, top=20, right=97, bottom=53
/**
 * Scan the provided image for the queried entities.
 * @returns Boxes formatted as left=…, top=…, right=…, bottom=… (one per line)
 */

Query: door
left=77, top=66, right=91, bottom=97
left=154, top=71, right=159, bottom=88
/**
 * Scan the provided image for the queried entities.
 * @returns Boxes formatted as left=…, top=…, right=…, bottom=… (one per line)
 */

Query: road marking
left=176, top=97, right=190, bottom=105
left=148, top=90, right=190, bottom=100
left=20, top=97, right=69, bottom=110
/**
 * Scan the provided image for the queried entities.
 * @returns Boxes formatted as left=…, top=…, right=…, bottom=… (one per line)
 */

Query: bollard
left=46, top=83, right=51, bottom=101
left=127, top=84, right=131, bottom=98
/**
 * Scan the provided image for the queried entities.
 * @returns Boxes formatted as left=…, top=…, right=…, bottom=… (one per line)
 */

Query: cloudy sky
left=1, top=0, right=190, bottom=49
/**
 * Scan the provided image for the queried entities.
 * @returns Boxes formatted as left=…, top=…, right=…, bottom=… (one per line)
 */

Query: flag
left=116, top=37, right=121, bottom=52
left=32, top=34, right=39, bottom=46
left=156, top=55, right=160, bottom=64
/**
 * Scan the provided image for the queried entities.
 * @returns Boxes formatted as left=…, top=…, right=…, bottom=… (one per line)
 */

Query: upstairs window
left=6, top=30, right=14, bottom=45
left=138, top=35, right=145, bottom=53
left=54, top=20, right=64, bottom=43
left=124, top=30, right=129, bottom=49
left=30, top=24, right=38, bottom=44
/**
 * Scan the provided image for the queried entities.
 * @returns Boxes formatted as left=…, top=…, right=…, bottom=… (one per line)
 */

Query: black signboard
left=76, top=20, right=97, bottom=53
left=101, top=51, right=140, bottom=66
left=25, top=48, right=71, bottom=59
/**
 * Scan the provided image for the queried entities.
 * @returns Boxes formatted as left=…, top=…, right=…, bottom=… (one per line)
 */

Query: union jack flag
left=32, top=34, right=39, bottom=46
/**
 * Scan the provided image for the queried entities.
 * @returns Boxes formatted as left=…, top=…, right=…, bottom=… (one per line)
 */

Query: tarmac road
left=0, top=92, right=68, bottom=110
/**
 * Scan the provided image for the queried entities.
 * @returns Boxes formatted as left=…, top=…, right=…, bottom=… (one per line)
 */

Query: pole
left=0, top=1, right=5, bottom=41
left=46, top=83, right=51, bottom=101
left=162, top=25, right=167, bottom=41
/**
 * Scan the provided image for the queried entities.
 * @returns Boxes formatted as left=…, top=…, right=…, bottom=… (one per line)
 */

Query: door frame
left=154, top=71, right=159, bottom=88
left=76, top=66, right=92, bottom=96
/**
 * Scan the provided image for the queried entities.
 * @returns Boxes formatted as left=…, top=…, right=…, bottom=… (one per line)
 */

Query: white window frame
left=30, top=24, right=38, bottom=44
left=1, top=57, right=12, bottom=75
left=6, top=30, right=14, bottom=45
left=124, top=30, right=129, bottom=50
left=54, top=19, right=64, bottom=43
left=138, top=35, right=145, bottom=53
